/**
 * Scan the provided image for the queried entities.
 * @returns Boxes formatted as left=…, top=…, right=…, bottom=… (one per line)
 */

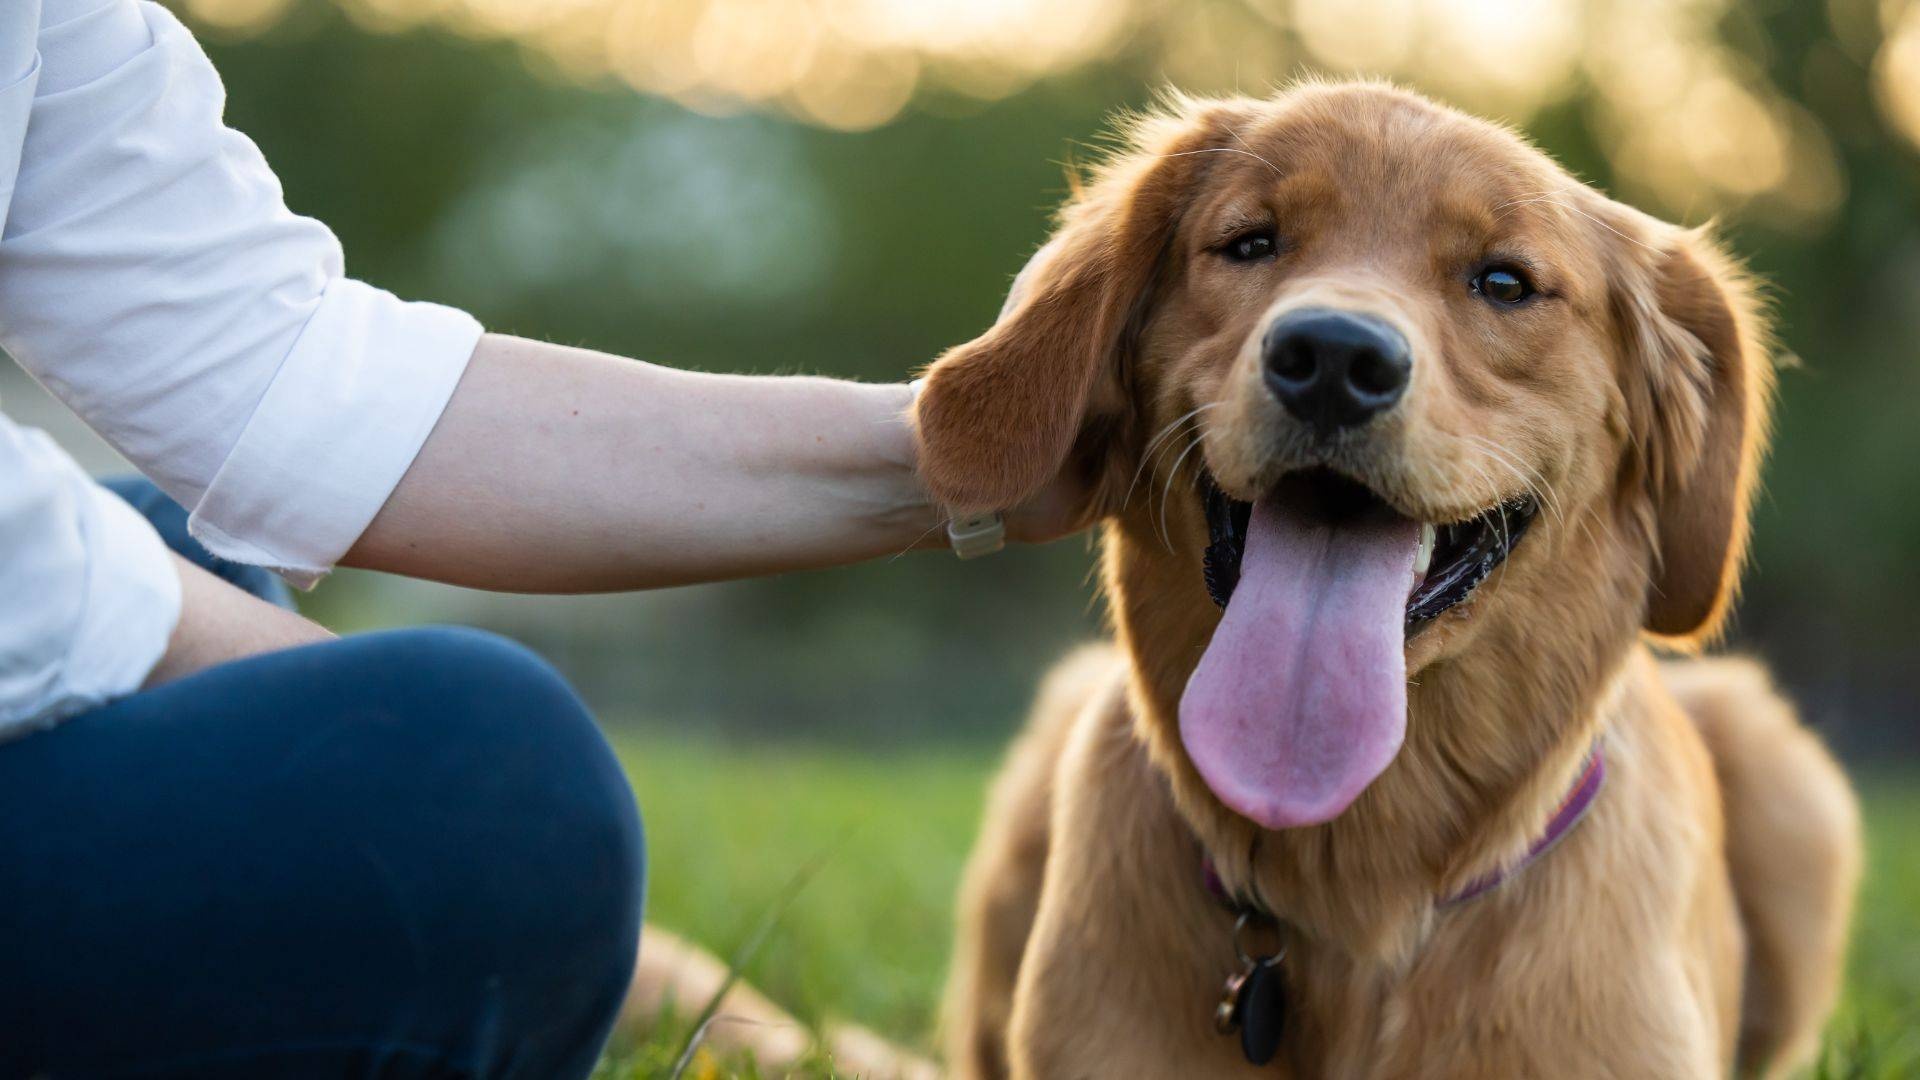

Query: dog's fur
left=919, top=83, right=1861, bottom=1078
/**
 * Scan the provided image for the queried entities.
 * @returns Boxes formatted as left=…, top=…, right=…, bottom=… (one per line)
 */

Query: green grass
left=599, top=734, right=1919, bottom=1078
left=613, top=736, right=995, bottom=1046
left=1817, top=777, right=1920, bottom=1078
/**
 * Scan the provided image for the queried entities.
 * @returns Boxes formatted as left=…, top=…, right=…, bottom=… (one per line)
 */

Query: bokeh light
left=177, top=0, right=1920, bottom=227
left=1875, top=0, right=1920, bottom=148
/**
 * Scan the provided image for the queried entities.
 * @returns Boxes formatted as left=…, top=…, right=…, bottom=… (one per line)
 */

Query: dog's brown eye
left=1223, top=230, right=1278, bottom=262
left=1473, top=266, right=1533, bottom=304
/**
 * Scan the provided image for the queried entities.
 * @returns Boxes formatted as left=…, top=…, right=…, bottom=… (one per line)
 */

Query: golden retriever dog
left=916, top=82, right=1862, bottom=1078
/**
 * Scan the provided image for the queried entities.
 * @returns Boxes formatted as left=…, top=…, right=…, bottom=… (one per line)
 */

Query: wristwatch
left=947, top=510, right=1006, bottom=560
left=908, top=379, right=1006, bottom=560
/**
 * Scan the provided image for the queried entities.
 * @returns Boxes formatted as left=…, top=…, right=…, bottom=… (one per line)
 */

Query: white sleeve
left=0, top=414, right=180, bottom=735
left=0, top=0, right=482, bottom=587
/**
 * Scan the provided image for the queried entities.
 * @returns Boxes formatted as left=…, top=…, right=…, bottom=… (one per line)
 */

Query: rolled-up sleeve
left=0, top=0, right=481, bottom=586
left=0, top=418, right=180, bottom=734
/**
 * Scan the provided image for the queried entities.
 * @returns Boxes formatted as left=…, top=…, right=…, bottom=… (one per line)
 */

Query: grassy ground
left=597, top=734, right=1919, bottom=1078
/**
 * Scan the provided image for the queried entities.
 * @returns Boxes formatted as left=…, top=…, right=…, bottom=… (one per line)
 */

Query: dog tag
left=1215, top=910, right=1288, bottom=1065
left=1235, top=962, right=1287, bottom=1066
left=1214, top=966, right=1250, bottom=1034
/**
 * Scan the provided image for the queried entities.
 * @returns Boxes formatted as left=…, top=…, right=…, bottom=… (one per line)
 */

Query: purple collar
left=1203, top=743, right=1607, bottom=914
left=1200, top=745, right=1606, bottom=1066
left=1437, top=744, right=1607, bottom=908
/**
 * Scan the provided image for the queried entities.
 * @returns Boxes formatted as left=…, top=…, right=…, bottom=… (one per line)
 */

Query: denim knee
left=356, top=627, right=647, bottom=962
left=2, top=626, right=646, bottom=1080
left=333, top=627, right=647, bottom=1071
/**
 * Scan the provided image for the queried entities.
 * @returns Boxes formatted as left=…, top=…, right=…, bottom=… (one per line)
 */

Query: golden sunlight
left=177, top=0, right=1914, bottom=226
left=1874, top=0, right=1920, bottom=149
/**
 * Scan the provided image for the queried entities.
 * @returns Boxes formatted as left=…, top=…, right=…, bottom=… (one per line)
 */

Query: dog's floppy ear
left=1614, top=224, right=1775, bottom=642
left=913, top=103, right=1241, bottom=512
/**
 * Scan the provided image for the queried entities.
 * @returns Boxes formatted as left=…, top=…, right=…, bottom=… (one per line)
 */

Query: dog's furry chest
left=1009, top=663, right=1739, bottom=1077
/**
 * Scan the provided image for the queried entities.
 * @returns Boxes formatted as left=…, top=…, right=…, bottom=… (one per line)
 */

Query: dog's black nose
left=1262, top=308, right=1411, bottom=435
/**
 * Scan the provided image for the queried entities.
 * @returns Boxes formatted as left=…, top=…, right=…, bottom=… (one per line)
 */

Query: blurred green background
left=6, top=0, right=1919, bottom=1068
left=130, top=0, right=1920, bottom=758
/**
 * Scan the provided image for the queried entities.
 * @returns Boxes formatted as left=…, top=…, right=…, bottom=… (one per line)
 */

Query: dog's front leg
left=1003, top=702, right=1279, bottom=1080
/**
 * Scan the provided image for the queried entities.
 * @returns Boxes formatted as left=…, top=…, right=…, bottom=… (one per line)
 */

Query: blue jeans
left=0, top=479, right=646, bottom=1079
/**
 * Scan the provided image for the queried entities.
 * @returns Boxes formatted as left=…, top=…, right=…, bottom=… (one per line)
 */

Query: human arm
left=0, top=0, right=481, bottom=588
left=0, top=418, right=178, bottom=729
left=142, top=555, right=333, bottom=688
left=341, top=234, right=1084, bottom=591
left=0, top=411, right=330, bottom=717
left=342, top=335, right=1086, bottom=592
left=1, top=0, right=1084, bottom=600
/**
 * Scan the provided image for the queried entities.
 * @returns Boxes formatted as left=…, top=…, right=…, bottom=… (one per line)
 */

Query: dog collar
left=1203, top=742, right=1606, bottom=1066
left=1202, top=742, right=1606, bottom=913
left=1437, top=743, right=1607, bottom=908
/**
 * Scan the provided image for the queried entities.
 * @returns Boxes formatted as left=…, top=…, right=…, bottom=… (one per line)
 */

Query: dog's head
left=917, top=82, right=1772, bottom=833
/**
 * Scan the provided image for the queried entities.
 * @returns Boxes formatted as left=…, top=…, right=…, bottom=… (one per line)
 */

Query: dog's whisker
left=1125, top=420, right=1199, bottom=512
left=1573, top=515, right=1611, bottom=575
left=1154, top=435, right=1206, bottom=552
left=887, top=516, right=953, bottom=564
left=1125, top=403, right=1221, bottom=510
left=1226, top=128, right=1283, bottom=177
left=1459, top=434, right=1567, bottom=529
left=1157, top=432, right=1208, bottom=552
left=1457, top=434, right=1559, bottom=521
left=1490, top=189, right=1576, bottom=217
left=1492, top=189, right=1662, bottom=254
left=1158, top=147, right=1283, bottom=174
left=1492, top=500, right=1515, bottom=592
left=1140, top=403, right=1219, bottom=467
left=1460, top=460, right=1512, bottom=552
left=1465, top=435, right=1606, bottom=572
left=1461, top=452, right=1529, bottom=596
left=1453, top=449, right=1519, bottom=596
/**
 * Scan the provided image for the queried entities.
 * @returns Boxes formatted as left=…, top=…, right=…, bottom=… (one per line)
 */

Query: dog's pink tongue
left=1180, top=496, right=1418, bottom=830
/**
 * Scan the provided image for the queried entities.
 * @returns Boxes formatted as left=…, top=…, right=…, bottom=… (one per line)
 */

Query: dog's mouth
left=1200, top=468, right=1538, bottom=637
left=1179, top=467, right=1538, bottom=831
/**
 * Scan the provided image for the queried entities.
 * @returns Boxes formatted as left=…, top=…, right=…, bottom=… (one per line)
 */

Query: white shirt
left=0, top=0, right=483, bottom=733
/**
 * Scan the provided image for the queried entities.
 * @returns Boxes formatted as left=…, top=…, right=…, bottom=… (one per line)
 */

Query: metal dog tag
left=1235, top=962, right=1287, bottom=1065
left=1215, top=965, right=1250, bottom=1034
left=1214, top=911, right=1287, bottom=1067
